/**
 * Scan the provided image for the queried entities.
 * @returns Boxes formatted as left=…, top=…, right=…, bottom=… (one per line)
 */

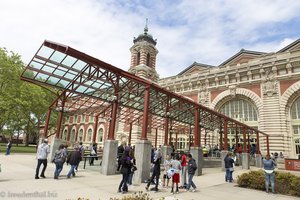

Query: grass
left=0, top=143, right=37, bottom=154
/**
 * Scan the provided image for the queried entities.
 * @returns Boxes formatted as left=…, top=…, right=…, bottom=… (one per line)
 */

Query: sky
left=1, top=0, right=300, bottom=78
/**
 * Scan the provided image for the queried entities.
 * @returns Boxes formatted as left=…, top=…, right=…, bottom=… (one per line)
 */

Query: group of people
left=35, top=139, right=86, bottom=180
left=117, top=144, right=198, bottom=194
left=223, top=151, right=277, bottom=194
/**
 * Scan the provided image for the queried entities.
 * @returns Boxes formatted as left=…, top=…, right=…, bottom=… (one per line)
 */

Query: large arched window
left=219, top=99, right=258, bottom=122
left=78, top=129, right=84, bottom=142
left=97, top=128, right=103, bottom=143
left=87, top=128, right=92, bottom=142
left=62, top=129, right=68, bottom=141
left=70, top=129, right=76, bottom=142
left=290, top=96, right=300, bottom=156
left=219, top=98, right=258, bottom=147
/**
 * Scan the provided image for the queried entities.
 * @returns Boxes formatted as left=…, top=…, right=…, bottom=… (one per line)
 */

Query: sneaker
left=145, top=186, right=149, bottom=191
left=192, top=189, right=196, bottom=192
left=40, top=175, right=46, bottom=178
left=35, top=177, right=39, bottom=179
left=117, top=189, right=122, bottom=193
left=185, top=189, right=190, bottom=192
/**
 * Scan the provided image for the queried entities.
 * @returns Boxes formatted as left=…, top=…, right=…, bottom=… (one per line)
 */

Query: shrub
left=237, top=170, right=300, bottom=197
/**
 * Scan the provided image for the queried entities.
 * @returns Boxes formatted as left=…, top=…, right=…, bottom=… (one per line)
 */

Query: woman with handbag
left=263, top=154, right=276, bottom=193
left=118, top=146, right=132, bottom=194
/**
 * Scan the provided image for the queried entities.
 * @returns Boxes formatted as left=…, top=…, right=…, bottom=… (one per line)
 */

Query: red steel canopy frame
left=20, top=40, right=270, bottom=155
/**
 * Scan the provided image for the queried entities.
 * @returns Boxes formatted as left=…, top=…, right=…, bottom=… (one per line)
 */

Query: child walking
left=170, top=154, right=181, bottom=194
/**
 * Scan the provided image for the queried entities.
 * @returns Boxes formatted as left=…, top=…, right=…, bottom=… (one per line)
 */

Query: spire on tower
left=144, top=18, right=148, bottom=34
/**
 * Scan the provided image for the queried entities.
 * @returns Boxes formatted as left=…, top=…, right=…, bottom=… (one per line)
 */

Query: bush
left=237, top=170, right=300, bottom=197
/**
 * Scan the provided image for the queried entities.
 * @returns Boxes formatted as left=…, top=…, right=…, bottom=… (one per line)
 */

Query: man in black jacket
left=145, top=148, right=162, bottom=192
left=66, top=147, right=81, bottom=178
left=185, top=154, right=197, bottom=192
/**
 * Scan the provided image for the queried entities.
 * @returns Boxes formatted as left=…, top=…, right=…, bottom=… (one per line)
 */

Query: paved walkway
left=0, top=154, right=298, bottom=200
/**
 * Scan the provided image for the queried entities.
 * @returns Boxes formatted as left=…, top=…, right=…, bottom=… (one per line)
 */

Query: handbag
left=91, top=149, right=96, bottom=155
left=264, top=169, right=274, bottom=174
left=229, top=167, right=234, bottom=172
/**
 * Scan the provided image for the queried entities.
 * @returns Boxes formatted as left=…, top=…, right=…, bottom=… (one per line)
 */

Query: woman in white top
left=163, top=154, right=172, bottom=187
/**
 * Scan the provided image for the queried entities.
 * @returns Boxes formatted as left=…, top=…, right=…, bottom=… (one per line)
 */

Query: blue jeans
left=54, top=162, right=64, bottom=178
left=119, top=172, right=129, bottom=192
left=67, top=165, right=76, bottom=178
left=5, top=147, right=11, bottom=155
left=225, top=168, right=233, bottom=182
left=127, top=172, right=133, bottom=185
left=186, top=174, right=196, bottom=190
left=265, top=172, right=275, bottom=193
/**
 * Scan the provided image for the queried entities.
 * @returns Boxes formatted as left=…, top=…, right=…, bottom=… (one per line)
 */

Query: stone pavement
left=0, top=154, right=298, bottom=200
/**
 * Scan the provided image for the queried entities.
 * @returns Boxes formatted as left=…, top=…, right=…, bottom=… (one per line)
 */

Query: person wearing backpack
left=53, top=144, right=67, bottom=179
left=185, top=153, right=197, bottom=192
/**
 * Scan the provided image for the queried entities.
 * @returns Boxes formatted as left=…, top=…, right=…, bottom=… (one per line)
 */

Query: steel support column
left=224, top=120, right=228, bottom=151
left=92, top=116, right=99, bottom=143
left=175, top=131, right=178, bottom=150
left=256, top=131, right=260, bottom=154
left=43, top=108, right=52, bottom=138
left=235, top=124, right=239, bottom=151
left=194, top=108, right=200, bottom=147
left=128, top=122, right=133, bottom=146
left=219, top=125, right=223, bottom=150
left=55, top=99, right=65, bottom=139
left=247, top=133, right=250, bottom=153
left=243, top=127, right=247, bottom=153
left=164, top=118, right=169, bottom=146
left=108, top=101, right=118, bottom=140
left=266, top=135, right=270, bottom=155
left=141, top=87, right=150, bottom=140
left=155, top=128, right=158, bottom=148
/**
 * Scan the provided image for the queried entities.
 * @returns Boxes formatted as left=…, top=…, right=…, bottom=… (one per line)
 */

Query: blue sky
left=1, top=0, right=300, bottom=78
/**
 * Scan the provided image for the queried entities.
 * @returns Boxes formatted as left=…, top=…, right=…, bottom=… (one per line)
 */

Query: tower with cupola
left=128, top=19, right=159, bottom=82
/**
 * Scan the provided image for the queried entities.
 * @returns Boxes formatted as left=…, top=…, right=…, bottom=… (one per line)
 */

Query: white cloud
left=0, top=0, right=300, bottom=78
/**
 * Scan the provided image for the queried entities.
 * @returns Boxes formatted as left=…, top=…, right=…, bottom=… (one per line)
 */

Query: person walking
left=66, top=146, right=81, bottom=178
left=162, top=154, right=172, bottom=188
left=170, top=154, right=181, bottom=194
left=53, top=144, right=67, bottom=179
left=75, top=142, right=85, bottom=171
left=145, top=148, right=162, bottom=192
left=224, top=152, right=234, bottom=183
left=5, top=140, right=12, bottom=155
left=35, top=139, right=50, bottom=179
left=263, top=154, right=277, bottom=193
left=117, top=141, right=126, bottom=171
left=89, top=143, right=97, bottom=166
left=180, top=152, right=187, bottom=188
left=185, top=154, right=197, bottom=192
left=127, top=148, right=136, bottom=186
left=118, top=146, right=132, bottom=194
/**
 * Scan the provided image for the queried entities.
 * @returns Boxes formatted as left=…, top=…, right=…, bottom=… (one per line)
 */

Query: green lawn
left=0, top=143, right=37, bottom=154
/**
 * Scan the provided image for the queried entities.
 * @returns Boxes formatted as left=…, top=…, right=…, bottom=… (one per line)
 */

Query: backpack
left=54, top=150, right=66, bottom=163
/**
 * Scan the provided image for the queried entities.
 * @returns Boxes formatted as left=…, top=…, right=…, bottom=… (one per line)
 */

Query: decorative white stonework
left=281, top=80, right=300, bottom=116
left=229, top=85, right=237, bottom=97
left=198, top=88, right=209, bottom=104
left=262, top=70, right=278, bottom=97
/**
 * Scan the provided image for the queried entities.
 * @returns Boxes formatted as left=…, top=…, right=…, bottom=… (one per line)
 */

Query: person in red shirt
left=180, top=152, right=187, bottom=188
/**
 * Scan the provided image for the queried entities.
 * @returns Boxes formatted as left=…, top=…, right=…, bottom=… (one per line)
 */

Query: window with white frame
left=78, top=129, right=83, bottom=141
left=97, top=128, right=103, bottom=143
left=87, top=128, right=92, bottom=142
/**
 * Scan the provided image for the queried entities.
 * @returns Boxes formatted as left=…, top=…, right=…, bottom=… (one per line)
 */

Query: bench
left=82, top=154, right=102, bottom=169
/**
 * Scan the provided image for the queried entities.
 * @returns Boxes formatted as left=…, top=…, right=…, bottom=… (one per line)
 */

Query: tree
left=0, top=48, right=58, bottom=145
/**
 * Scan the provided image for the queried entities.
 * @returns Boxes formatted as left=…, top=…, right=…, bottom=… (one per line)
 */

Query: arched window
left=70, top=129, right=75, bottom=142
left=146, top=53, right=150, bottom=66
left=97, top=128, right=103, bottom=143
left=290, top=96, right=300, bottom=156
left=62, top=130, right=68, bottom=141
left=78, top=129, right=83, bottom=141
left=137, top=52, right=140, bottom=65
left=219, top=99, right=258, bottom=122
left=219, top=98, right=258, bottom=148
left=87, top=128, right=92, bottom=142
